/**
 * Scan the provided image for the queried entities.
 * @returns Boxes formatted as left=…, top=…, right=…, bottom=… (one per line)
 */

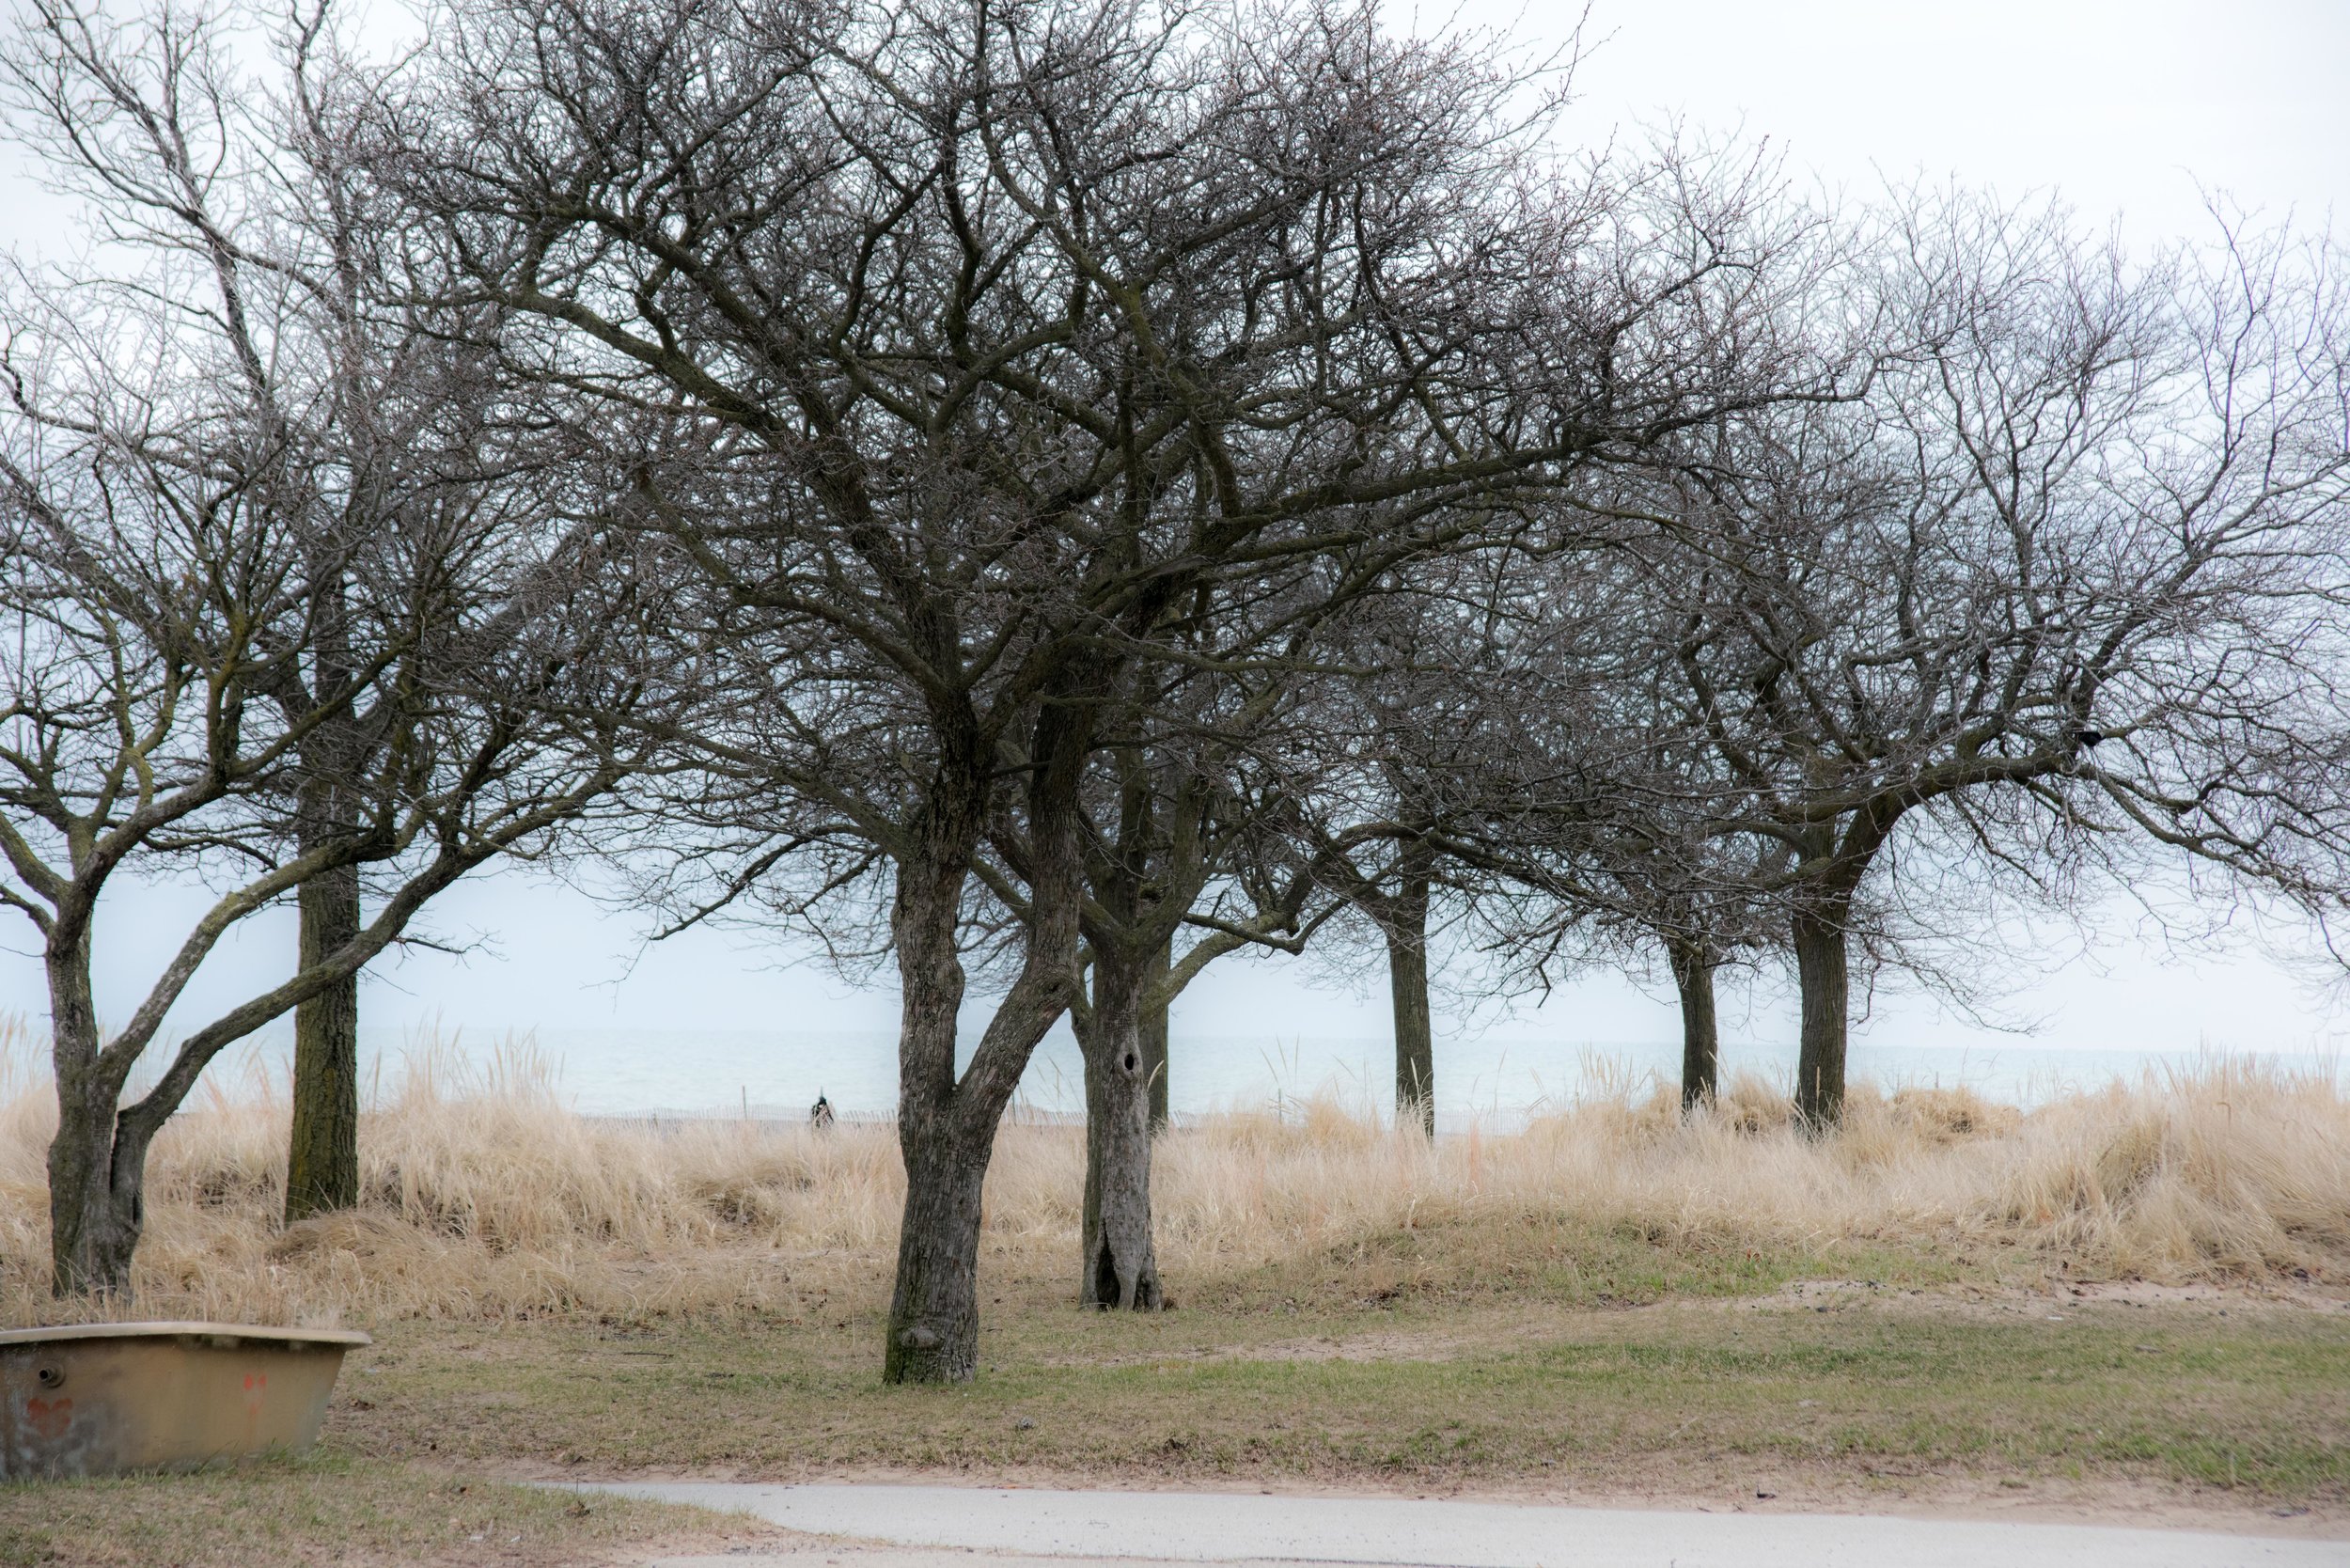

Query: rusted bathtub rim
left=0, top=1323, right=370, bottom=1349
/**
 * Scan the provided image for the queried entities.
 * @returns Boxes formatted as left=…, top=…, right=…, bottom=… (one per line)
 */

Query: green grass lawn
left=337, top=1290, right=2350, bottom=1502
left=6, top=1234, right=2344, bottom=1565
left=0, top=1450, right=765, bottom=1567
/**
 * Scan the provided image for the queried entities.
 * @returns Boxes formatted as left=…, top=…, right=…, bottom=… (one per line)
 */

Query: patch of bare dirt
left=1030, top=1277, right=2350, bottom=1366
left=1735, top=1274, right=2350, bottom=1321
left=1032, top=1325, right=1482, bottom=1369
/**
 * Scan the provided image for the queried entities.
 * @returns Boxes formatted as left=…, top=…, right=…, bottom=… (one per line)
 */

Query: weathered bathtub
left=0, top=1322, right=371, bottom=1478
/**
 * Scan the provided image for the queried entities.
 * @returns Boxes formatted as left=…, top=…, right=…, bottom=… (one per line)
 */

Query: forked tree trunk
left=885, top=701, right=1089, bottom=1382
left=1386, top=870, right=1435, bottom=1138
left=883, top=753, right=1086, bottom=1381
left=1668, top=939, right=1719, bottom=1113
left=1077, top=949, right=1163, bottom=1310
left=285, top=860, right=362, bottom=1221
left=1140, top=936, right=1170, bottom=1135
left=884, top=857, right=987, bottom=1383
left=47, top=1111, right=145, bottom=1298
left=1792, top=903, right=1850, bottom=1129
left=45, top=932, right=147, bottom=1297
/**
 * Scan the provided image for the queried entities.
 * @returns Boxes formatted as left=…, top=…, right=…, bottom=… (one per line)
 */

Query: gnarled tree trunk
left=1076, top=948, right=1163, bottom=1309
left=285, top=859, right=361, bottom=1220
left=48, top=1106, right=154, bottom=1298
left=1668, top=938, right=1719, bottom=1113
left=1385, top=867, right=1435, bottom=1138
left=1792, top=902, right=1850, bottom=1129
left=884, top=713, right=1089, bottom=1382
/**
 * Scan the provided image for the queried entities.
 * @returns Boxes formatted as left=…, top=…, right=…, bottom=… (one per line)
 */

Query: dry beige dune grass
left=0, top=1014, right=2343, bottom=1327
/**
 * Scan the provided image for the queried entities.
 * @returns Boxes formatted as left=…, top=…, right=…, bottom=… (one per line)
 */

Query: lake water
left=202, top=1021, right=2344, bottom=1130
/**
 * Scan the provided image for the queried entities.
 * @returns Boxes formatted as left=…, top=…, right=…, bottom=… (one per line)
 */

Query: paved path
left=587, top=1481, right=2347, bottom=1567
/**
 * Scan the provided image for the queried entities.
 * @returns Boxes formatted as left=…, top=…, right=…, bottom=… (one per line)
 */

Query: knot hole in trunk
left=1122, top=1050, right=1138, bottom=1073
left=1090, top=1237, right=1121, bottom=1309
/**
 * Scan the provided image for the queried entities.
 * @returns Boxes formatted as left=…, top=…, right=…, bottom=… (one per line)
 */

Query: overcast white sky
left=2, top=0, right=2346, bottom=1068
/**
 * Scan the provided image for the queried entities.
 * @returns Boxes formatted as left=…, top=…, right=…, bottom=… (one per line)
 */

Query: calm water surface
left=202, top=1022, right=2344, bottom=1129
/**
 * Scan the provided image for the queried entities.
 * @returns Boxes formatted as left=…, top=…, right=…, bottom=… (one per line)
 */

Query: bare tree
left=0, top=0, right=655, bottom=1295
left=1035, top=656, right=1357, bottom=1306
left=1467, top=541, right=1805, bottom=1112
left=368, top=0, right=1843, bottom=1378
left=1249, top=142, right=1871, bottom=1133
left=7, top=0, right=458, bottom=1220
left=1296, top=583, right=1521, bottom=1139
left=1621, top=196, right=2350, bottom=1125
left=1280, top=525, right=1755, bottom=1126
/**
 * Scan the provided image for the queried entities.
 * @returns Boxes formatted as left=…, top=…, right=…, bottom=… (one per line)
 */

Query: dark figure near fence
left=809, top=1093, right=836, bottom=1132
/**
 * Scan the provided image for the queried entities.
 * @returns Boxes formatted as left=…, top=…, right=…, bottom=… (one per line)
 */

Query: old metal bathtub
left=0, top=1322, right=370, bottom=1478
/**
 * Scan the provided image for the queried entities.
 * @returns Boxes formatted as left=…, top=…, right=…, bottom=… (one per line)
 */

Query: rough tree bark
left=884, top=1134, right=991, bottom=1382
left=885, top=706, right=1089, bottom=1382
left=1791, top=901, right=1851, bottom=1129
left=1385, top=866, right=1435, bottom=1138
left=1668, top=937, right=1720, bottom=1113
left=1140, top=935, right=1170, bottom=1135
left=1076, top=947, right=1164, bottom=1309
left=284, top=572, right=365, bottom=1222
left=883, top=848, right=990, bottom=1383
left=44, top=921, right=146, bottom=1296
left=285, top=861, right=362, bottom=1220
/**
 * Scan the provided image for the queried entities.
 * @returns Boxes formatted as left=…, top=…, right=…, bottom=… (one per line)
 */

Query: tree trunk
left=1668, top=939, right=1719, bottom=1113
left=1386, top=869, right=1434, bottom=1138
left=287, top=577, right=363, bottom=1222
left=1077, top=949, right=1163, bottom=1310
left=285, top=860, right=361, bottom=1220
left=884, top=697, right=1089, bottom=1382
left=47, top=1111, right=145, bottom=1298
left=1140, top=935, right=1170, bottom=1135
left=1792, top=904, right=1850, bottom=1129
left=45, top=932, right=145, bottom=1297
left=884, top=1132, right=990, bottom=1383
left=884, top=851, right=986, bottom=1383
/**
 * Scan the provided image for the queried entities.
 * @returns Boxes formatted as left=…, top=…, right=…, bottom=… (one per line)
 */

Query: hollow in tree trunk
left=1668, top=938, right=1719, bottom=1113
left=1792, top=903, right=1850, bottom=1129
left=1077, top=949, right=1164, bottom=1309
left=1386, top=868, right=1435, bottom=1138
left=285, top=862, right=362, bottom=1220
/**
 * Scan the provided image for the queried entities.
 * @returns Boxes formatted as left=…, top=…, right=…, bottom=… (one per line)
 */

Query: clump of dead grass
left=0, top=1018, right=2342, bottom=1327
